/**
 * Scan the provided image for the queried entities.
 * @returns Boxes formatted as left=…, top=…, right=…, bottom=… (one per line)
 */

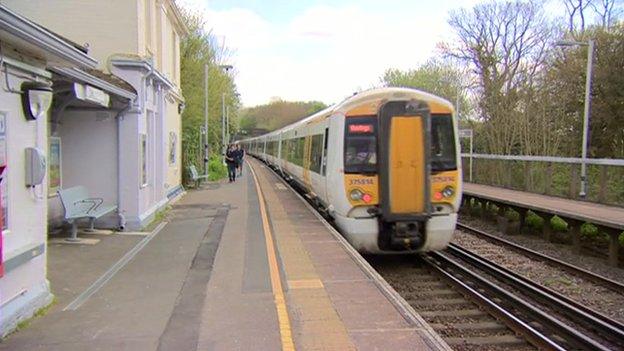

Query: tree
left=564, top=0, right=593, bottom=32
left=548, top=24, right=624, bottom=158
left=443, top=0, right=558, bottom=156
left=381, top=58, right=473, bottom=119
left=239, top=100, right=328, bottom=132
left=179, top=7, right=240, bottom=179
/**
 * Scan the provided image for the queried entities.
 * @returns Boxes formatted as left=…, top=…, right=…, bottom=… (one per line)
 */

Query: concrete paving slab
left=0, top=190, right=220, bottom=350
left=48, top=237, right=100, bottom=245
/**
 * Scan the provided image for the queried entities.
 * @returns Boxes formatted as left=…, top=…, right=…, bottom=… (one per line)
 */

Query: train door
left=320, top=127, right=329, bottom=202
left=377, top=100, right=432, bottom=220
left=303, top=135, right=312, bottom=191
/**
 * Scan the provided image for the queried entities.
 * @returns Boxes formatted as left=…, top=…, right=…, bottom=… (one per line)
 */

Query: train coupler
left=390, top=222, right=424, bottom=250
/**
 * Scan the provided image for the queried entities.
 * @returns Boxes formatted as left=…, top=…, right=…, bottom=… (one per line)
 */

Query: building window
left=140, top=134, right=148, bottom=187
left=145, top=0, right=153, bottom=50
left=169, top=132, right=177, bottom=165
left=48, top=137, right=61, bottom=195
left=0, top=113, right=7, bottom=230
left=172, top=30, right=178, bottom=83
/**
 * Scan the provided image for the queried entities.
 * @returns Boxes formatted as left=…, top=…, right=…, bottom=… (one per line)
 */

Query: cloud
left=183, top=1, right=477, bottom=107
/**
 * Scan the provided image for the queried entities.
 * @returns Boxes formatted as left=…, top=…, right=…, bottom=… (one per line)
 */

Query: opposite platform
left=464, top=183, right=624, bottom=230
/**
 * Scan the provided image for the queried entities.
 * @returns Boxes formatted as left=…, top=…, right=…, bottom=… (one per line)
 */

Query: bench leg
left=84, top=218, right=96, bottom=232
left=67, top=221, right=79, bottom=242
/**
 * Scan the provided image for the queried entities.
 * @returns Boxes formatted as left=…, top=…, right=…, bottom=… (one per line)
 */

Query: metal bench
left=57, top=186, right=117, bottom=241
left=188, top=164, right=209, bottom=187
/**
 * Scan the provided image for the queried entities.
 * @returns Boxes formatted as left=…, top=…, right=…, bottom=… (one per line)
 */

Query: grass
left=145, top=205, right=172, bottom=232
left=12, top=297, right=57, bottom=334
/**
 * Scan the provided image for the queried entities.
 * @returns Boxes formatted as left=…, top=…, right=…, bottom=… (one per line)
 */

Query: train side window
left=321, top=128, right=329, bottom=175
left=309, top=134, right=323, bottom=173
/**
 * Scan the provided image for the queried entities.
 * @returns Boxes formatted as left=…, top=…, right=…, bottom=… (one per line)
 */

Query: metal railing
left=460, top=153, right=624, bottom=207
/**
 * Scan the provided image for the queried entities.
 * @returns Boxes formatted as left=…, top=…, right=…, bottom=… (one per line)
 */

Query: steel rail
left=428, top=251, right=611, bottom=351
left=457, top=222, right=624, bottom=294
left=448, top=243, right=624, bottom=346
left=420, top=255, right=564, bottom=351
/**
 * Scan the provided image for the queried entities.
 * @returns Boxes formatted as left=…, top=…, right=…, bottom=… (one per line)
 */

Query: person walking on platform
left=235, top=144, right=245, bottom=176
left=225, top=144, right=237, bottom=182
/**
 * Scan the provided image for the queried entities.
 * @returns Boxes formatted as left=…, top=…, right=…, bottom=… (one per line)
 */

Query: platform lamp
left=21, top=82, right=53, bottom=121
left=555, top=39, right=595, bottom=198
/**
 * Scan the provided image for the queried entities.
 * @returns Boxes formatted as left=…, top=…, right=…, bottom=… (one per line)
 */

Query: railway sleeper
left=445, top=334, right=526, bottom=346
left=420, top=309, right=488, bottom=318
left=431, top=321, right=508, bottom=332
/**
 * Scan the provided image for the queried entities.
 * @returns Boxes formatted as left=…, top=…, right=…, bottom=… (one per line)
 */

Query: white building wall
left=48, top=110, right=119, bottom=228
left=0, top=62, right=53, bottom=336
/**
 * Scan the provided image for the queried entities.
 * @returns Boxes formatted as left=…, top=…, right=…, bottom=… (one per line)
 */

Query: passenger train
left=240, top=87, right=462, bottom=253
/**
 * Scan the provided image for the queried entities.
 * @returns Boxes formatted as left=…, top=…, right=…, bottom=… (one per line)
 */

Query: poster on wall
left=140, top=134, right=147, bottom=186
left=0, top=113, right=6, bottom=278
left=169, top=132, right=177, bottom=165
left=0, top=113, right=7, bottom=231
left=48, top=137, right=61, bottom=194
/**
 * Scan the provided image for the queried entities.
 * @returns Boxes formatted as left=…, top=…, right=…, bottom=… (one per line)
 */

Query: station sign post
left=458, top=129, right=473, bottom=182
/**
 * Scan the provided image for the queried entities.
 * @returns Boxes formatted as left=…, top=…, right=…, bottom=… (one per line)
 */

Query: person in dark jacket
left=235, top=144, right=245, bottom=176
left=225, top=144, right=237, bottom=182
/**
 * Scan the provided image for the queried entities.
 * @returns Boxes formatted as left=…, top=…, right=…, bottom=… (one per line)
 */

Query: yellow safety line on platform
left=248, top=161, right=296, bottom=351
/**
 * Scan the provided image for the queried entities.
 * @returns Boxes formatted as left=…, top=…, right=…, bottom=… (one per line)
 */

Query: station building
left=0, top=3, right=98, bottom=336
left=0, top=0, right=188, bottom=336
left=5, top=0, right=189, bottom=230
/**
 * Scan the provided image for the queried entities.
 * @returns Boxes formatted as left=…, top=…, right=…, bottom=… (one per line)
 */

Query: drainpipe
left=115, top=99, right=134, bottom=230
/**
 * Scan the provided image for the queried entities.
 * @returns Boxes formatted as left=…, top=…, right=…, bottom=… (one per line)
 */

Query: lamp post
left=219, top=65, right=233, bottom=161
left=556, top=39, right=595, bottom=198
left=203, top=64, right=209, bottom=175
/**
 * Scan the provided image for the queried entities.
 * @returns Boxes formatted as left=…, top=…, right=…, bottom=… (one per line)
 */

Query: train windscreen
left=344, top=116, right=377, bottom=174
left=431, top=114, right=457, bottom=172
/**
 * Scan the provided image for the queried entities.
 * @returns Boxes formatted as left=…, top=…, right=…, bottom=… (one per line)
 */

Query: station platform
left=463, top=182, right=624, bottom=266
left=0, top=159, right=449, bottom=350
left=463, top=183, right=624, bottom=230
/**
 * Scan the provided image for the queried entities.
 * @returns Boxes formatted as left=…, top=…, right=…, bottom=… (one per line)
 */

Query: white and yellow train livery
left=240, top=87, right=462, bottom=254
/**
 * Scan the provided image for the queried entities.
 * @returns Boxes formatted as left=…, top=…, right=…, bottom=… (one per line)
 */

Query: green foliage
left=580, top=223, right=600, bottom=239
left=239, top=100, right=328, bottom=132
left=547, top=25, right=624, bottom=159
left=178, top=6, right=241, bottom=183
left=13, top=297, right=57, bottom=333
left=525, top=211, right=544, bottom=229
left=619, top=232, right=624, bottom=247
left=208, top=156, right=227, bottom=181
left=550, top=216, right=568, bottom=232
left=381, top=59, right=472, bottom=117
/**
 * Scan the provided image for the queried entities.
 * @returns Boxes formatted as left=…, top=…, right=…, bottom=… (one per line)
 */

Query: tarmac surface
left=0, top=161, right=450, bottom=350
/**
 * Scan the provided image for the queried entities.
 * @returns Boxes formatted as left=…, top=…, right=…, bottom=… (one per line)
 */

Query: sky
left=176, top=0, right=491, bottom=107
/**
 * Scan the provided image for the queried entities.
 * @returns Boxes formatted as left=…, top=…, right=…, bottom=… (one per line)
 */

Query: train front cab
left=338, top=97, right=460, bottom=253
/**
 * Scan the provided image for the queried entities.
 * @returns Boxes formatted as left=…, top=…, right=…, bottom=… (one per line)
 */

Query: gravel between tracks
left=456, top=217, right=624, bottom=324
left=370, top=256, right=535, bottom=351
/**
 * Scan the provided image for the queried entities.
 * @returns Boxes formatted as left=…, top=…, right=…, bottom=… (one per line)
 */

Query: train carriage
left=240, top=87, right=461, bottom=253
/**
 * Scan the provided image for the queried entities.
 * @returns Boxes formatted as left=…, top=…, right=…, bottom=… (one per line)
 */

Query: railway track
left=373, top=255, right=539, bottom=351
left=456, top=221, right=624, bottom=294
left=375, top=245, right=624, bottom=351
left=443, top=243, right=624, bottom=349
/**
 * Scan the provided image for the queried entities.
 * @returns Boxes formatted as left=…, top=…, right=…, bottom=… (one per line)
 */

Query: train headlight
left=442, top=186, right=455, bottom=198
left=350, top=189, right=364, bottom=201
left=362, top=193, right=372, bottom=203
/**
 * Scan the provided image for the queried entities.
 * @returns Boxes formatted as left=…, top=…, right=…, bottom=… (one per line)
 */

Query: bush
left=550, top=216, right=568, bottom=232
left=208, top=156, right=227, bottom=181
left=525, top=211, right=543, bottom=229
left=619, top=232, right=624, bottom=247
left=580, top=223, right=600, bottom=239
